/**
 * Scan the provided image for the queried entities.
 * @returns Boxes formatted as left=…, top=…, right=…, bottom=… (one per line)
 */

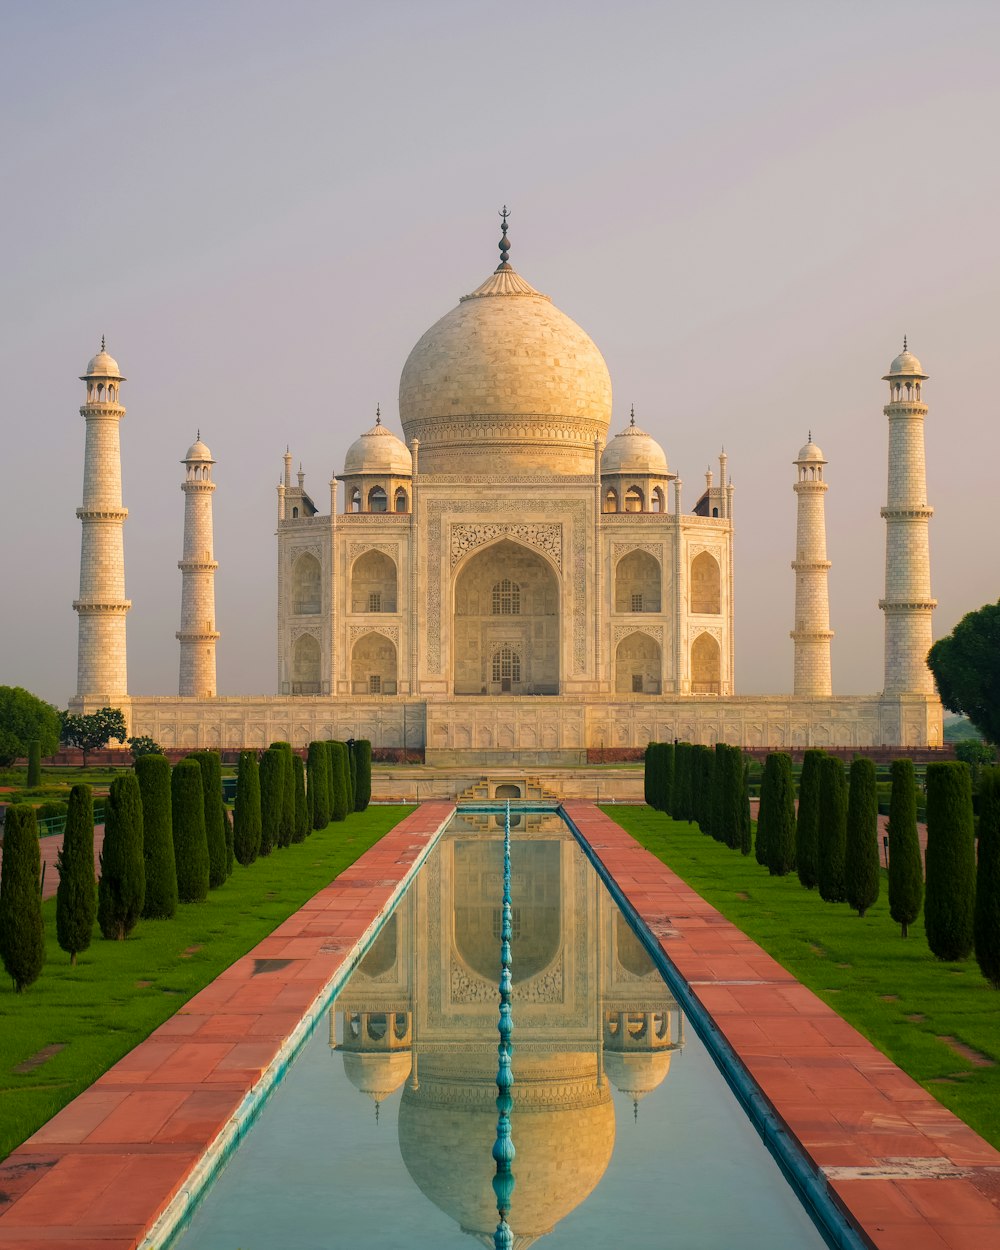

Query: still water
left=174, top=811, right=828, bottom=1249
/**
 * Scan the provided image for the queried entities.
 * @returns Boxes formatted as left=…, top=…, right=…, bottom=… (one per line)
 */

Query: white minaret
left=791, top=436, right=833, bottom=696
left=177, top=434, right=219, bottom=697
left=880, top=341, right=936, bottom=694
left=74, top=341, right=130, bottom=700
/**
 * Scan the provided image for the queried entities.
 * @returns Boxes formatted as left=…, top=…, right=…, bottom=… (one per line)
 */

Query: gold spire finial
left=101, top=334, right=105, bottom=352
left=903, top=334, right=908, bottom=351
left=630, top=404, right=635, bottom=427
left=496, top=206, right=511, bottom=271
left=375, top=403, right=381, bottom=425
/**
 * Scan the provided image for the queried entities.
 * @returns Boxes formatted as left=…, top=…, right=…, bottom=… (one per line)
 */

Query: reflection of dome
left=398, top=1053, right=614, bottom=1242
left=601, top=416, right=669, bottom=476
left=886, top=347, right=926, bottom=378
left=184, top=438, right=213, bottom=462
left=344, top=420, right=412, bottom=476
left=603, top=1049, right=673, bottom=1102
left=796, top=440, right=824, bottom=463
left=82, top=346, right=123, bottom=379
left=342, top=1051, right=413, bottom=1103
left=398, top=261, right=613, bottom=475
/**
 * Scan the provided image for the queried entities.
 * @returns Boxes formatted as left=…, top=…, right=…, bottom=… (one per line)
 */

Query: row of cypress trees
left=644, top=740, right=751, bottom=853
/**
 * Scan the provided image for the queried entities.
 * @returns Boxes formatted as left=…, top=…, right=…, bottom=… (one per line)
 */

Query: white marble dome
left=344, top=419, right=412, bottom=476
left=82, top=345, right=123, bottom=379
left=887, top=347, right=926, bottom=377
left=796, top=440, right=825, bottom=463
left=184, top=438, right=213, bottom=462
left=602, top=415, right=669, bottom=475
left=398, top=261, right=613, bottom=475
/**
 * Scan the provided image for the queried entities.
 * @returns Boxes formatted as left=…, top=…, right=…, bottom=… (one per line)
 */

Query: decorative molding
left=450, top=954, right=564, bottom=1004
left=612, top=541, right=663, bottom=563
left=348, top=541, right=399, bottom=563
left=290, top=625, right=321, bottom=643
left=450, top=522, right=562, bottom=571
left=289, top=542, right=323, bottom=562
left=689, top=543, right=722, bottom=560
left=349, top=623, right=400, bottom=646
left=613, top=623, right=663, bottom=646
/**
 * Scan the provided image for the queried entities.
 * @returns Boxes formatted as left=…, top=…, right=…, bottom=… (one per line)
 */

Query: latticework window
left=492, top=579, right=521, bottom=615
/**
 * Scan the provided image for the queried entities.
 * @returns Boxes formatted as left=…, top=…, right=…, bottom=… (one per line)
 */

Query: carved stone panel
left=451, top=523, right=562, bottom=571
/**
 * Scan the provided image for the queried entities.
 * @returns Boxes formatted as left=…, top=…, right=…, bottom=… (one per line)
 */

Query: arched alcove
left=691, top=632, right=721, bottom=693
left=351, top=550, right=397, bottom=613
left=292, top=633, right=321, bottom=693
left=453, top=539, right=559, bottom=695
left=614, top=550, right=661, bottom=613
left=292, top=553, right=321, bottom=614
left=690, top=551, right=721, bottom=614
left=615, top=631, right=661, bottom=694
left=352, top=631, right=397, bottom=694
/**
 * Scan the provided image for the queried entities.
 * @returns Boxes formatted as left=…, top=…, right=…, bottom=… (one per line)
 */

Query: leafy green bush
left=26, top=740, right=41, bottom=787
left=330, top=742, right=349, bottom=822
left=307, top=741, right=331, bottom=830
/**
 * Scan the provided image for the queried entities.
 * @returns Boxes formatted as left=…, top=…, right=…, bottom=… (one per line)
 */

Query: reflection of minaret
left=74, top=341, right=131, bottom=700
left=880, top=342, right=936, bottom=694
left=177, top=435, right=220, bottom=696
left=791, top=436, right=833, bottom=696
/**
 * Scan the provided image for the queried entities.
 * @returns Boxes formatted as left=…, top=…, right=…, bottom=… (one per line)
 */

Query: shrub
left=845, top=758, right=880, bottom=917
left=887, top=758, right=923, bottom=938
left=55, top=783, right=96, bottom=963
left=26, top=739, right=41, bottom=787
left=259, top=748, right=284, bottom=856
left=36, top=800, right=69, bottom=827
left=134, top=754, right=177, bottom=919
left=233, top=750, right=262, bottom=865
left=644, top=742, right=657, bottom=808
left=796, top=750, right=824, bottom=889
left=715, top=744, right=744, bottom=850
left=739, top=758, right=752, bottom=856
left=354, top=739, right=372, bottom=813
left=345, top=742, right=356, bottom=813
left=659, top=742, right=675, bottom=815
left=924, top=762, right=976, bottom=961
left=694, top=745, right=714, bottom=836
left=330, top=742, right=349, bottom=822
left=673, top=743, right=691, bottom=822
left=127, top=735, right=163, bottom=759
left=974, top=766, right=1000, bottom=988
left=269, top=742, right=296, bottom=849
left=307, top=741, right=331, bottom=830
left=292, top=754, right=309, bottom=843
left=763, top=753, right=795, bottom=876
left=224, top=805, right=234, bottom=874
left=817, top=756, right=848, bottom=902
left=98, top=774, right=145, bottom=940
left=324, top=742, right=336, bottom=820
left=171, top=759, right=209, bottom=902
left=0, top=805, right=45, bottom=990
left=190, top=752, right=227, bottom=887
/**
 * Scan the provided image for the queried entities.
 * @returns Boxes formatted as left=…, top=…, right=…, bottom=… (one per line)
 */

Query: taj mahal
left=68, top=214, right=942, bottom=761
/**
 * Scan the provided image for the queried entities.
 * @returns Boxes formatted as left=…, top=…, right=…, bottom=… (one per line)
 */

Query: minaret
left=177, top=434, right=220, bottom=697
left=74, top=341, right=131, bottom=700
left=880, top=341, right=936, bottom=694
left=790, top=436, right=833, bottom=696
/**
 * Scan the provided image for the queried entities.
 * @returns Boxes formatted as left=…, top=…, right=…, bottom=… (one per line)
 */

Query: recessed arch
left=292, top=633, right=321, bottom=693
left=394, top=487, right=408, bottom=513
left=615, top=549, right=661, bottom=613
left=368, top=485, right=387, bottom=513
left=615, top=630, right=661, bottom=694
left=624, top=485, right=644, bottom=513
left=691, top=550, right=721, bottom=614
left=691, top=631, right=721, bottom=694
left=351, top=549, right=397, bottom=613
left=604, top=487, right=619, bottom=513
left=351, top=631, right=397, bottom=694
left=292, top=552, right=321, bottom=614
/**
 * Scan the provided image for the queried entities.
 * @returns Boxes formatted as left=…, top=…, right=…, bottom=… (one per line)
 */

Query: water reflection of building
left=329, top=821, right=684, bottom=1244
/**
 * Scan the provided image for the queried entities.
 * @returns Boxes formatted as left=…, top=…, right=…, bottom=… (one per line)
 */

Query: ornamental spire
left=375, top=403, right=381, bottom=426
left=630, top=404, right=636, bottom=427
left=496, top=206, right=511, bottom=272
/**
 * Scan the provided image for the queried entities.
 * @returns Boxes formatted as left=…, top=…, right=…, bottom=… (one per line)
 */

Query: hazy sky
left=3, top=1, right=998, bottom=707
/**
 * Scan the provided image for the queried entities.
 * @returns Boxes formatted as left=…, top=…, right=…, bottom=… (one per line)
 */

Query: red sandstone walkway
left=1, top=801, right=996, bottom=1250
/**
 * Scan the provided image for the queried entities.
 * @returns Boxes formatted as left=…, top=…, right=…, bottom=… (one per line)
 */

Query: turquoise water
left=172, top=811, right=830, bottom=1249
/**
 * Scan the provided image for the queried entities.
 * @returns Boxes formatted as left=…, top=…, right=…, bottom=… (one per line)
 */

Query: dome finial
left=375, top=403, right=381, bottom=425
left=903, top=334, right=907, bottom=351
left=196, top=428, right=200, bottom=441
left=630, top=403, right=635, bottom=427
left=496, top=206, right=511, bottom=272
left=808, top=429, right=812, bottom=443
left=101, top=334, right=105, bottom=352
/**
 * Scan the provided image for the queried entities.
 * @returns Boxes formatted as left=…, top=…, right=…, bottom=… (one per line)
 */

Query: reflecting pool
left=173, top=810, right=829, bottom=1248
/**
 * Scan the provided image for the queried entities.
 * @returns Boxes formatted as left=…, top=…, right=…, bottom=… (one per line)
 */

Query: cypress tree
left=224, top=805, right=235, bottom=875
left=817, top=756, right=848, bottom=902
left=796, top=750, right=824, bottom=889
left=887, top=758, right=922, bottom=938
left=98, top=774, right=145, bottom=940
left=924, top=762, right=976, bottom=962
left=269, top=742, right=296, bottom=849
left=755, top=755, right=772, bottom=867
left=172, top=758, right=209, bottom=902
left=660, top=742, right=675, bottom=816
left=135, top=754, right=177, bottom=919
left=719, top=745, right=744, bottom=850
left=739, top=758, right=753, bottom=856
left=764, top=753, right=795, bottom=875
left=56, top=782, right=96, bottom=963
left=644, top=742, right=657, bottom=808
left=27, top=739, right=42, bottom=787
left=190, top=752, right=227, bottom=887
left=710, top=743, right=727, bottom=842
left=292, top=754, right=309, bottom=842
left=672, top=744, right=689, bottom=821
left=845, top=758, right=880, bottom=916
left=974, top=766, right=1000, bottom=988
left=307, top=741, right=331, bottom=830
left=233, top=750, right=262, bottom=865
left=324, top=741, right=336, bottom=817
left=355, top=739, right=372, bottom=812
left=259, top=748, right=283, bottom=856
left=696, top=745, right=714, bottom=836
left=0, top=805, right=45, bottom=990
left=345, top=742, right=357, bottom=813
left=330, top=741, right=349, bottom=822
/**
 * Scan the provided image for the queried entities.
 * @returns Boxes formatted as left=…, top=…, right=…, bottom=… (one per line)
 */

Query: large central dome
left=399, top=244, right=612, bottom=475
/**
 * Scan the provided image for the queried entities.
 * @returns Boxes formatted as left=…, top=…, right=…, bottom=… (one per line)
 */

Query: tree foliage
left=97, top=774, right=145, bottom=940
left=330, top=742, right=349, bottom=822
left=712, top=744, right=743, bottom=849
left=26, top=740, right=42, bottom=787
left=127, top=735, right=163, bottom=758
left=817, top=756, right=848, bottom=903
left=0, top=686, right=61, bottom=768
left=190, top=752, right=228, bottom=887
left=292, top=754, right=309, bottom=843
left=60, top=707, right=128, bottom=765
left=307, top=741, right=331, bottom=830
left=974, top=766, right=1000, bottom=988
left=171, top=759, right=209, bottom=902
left=761, top=753, right=795, bottom=876
left=233, top=750, right=262, bottom=865
left=928, top=601, right=1000, bottom=744
left=354, top=739, right=372, bottom=813
left=887, top=758, right=923, bottom=938
left=134, top=754, right=177, bottom=919
left=258, top=748, right=284, bottom=856
left=56, top=783, right=96, bottom=963
left=269, top=742, right=296, bottom=849
left=845, top=758, right=880, bottom=917
left=739, top=758, right=752, bottom=856
left=924, top=762, right=976, bottom=962
left=796, top=750, right=824, bottom=890
left=0, top=805, right=45, bottom=990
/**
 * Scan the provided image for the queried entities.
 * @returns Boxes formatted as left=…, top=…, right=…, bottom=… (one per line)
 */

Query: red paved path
left=0, top=801, right=995, bottom=1250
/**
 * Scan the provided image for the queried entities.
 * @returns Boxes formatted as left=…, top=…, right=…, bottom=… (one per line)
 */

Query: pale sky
left=2, top=1, right=998, bottom=707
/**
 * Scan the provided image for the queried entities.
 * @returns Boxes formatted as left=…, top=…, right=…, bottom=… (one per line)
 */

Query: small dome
left=184, top=438, right=213, bottom=462
left=886, top=347, right=927, bottom=378
left=796, top=440, right=825, bottom=463
left=82, top=345, right=123, bottom=380
left=342, top=1051, right=412, bottom=1103
left=603, top=1049, right=674, bottom=1102
left=344, top=419, right=412, bottom=476
left=601, top=414, right=669, bottom=476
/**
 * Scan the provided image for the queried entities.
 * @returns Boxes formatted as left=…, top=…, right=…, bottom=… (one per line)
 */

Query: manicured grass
left=603, top=805, right=1000, bottom=1150
left=0, top=806, right=413, bottom=1161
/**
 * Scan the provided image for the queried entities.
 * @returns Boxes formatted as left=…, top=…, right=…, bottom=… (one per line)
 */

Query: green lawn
left=603, top=805, right=1000, bottom=1149
left=0, top=806, right=413, bottom=1161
